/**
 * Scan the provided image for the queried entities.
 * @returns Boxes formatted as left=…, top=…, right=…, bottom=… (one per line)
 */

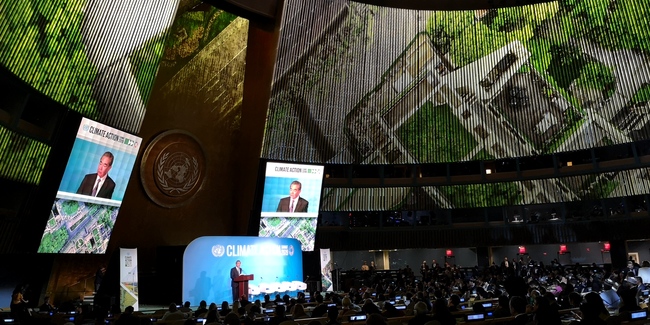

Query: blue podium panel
left=183, top=236, right=303, bottom=305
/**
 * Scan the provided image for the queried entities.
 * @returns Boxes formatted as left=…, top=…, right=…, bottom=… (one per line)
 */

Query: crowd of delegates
left=116, top=257, right=647, bottom=325
left=7, top=258, right=650, bottom=325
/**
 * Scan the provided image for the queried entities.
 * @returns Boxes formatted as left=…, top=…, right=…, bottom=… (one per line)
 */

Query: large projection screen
left=258, top=162, right=325, bottom=251
left=37, top=118, right=142, bottom=254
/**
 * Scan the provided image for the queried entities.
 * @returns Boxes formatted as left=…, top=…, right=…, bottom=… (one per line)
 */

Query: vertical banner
left=320, top=248, right=333, bottom=291
left=119, top=248, right=139, bottom=311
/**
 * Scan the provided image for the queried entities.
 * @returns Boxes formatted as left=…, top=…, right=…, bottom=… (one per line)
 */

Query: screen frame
left=256, top=160, right=326, bottom=251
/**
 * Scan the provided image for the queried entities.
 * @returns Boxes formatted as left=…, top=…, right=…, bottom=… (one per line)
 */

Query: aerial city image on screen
left=259, top=216, right=317, bottom=251
left=38, top=200, right=118, bottom=254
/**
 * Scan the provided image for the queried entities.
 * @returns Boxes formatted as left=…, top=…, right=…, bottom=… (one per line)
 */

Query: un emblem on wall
left=141, top=130, right=206, bottom=208
left=212, top=245, right=225, bottom=257
left=156, top=151, right=199, bottom=196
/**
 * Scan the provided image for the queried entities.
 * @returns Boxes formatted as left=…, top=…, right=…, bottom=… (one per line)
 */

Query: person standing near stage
left=230, top=260, right=244, bottom=302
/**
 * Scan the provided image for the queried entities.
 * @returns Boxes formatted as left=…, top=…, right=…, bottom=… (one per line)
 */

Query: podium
left=234, top=274, right=254, bottom=300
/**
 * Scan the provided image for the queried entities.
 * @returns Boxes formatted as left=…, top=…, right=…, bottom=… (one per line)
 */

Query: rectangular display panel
left=37, top=118, right=142, bottom=253
left=258, top=162, right=325, bottom=251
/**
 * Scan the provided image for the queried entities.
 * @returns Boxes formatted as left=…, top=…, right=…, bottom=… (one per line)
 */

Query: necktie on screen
left=92, top=178, right=100, bottom=196
left=290, top=200, right=294, bottom=213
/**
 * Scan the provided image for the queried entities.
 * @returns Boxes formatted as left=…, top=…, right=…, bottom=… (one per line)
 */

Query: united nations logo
left=141, top=130, right=206, bottom=208
left=156, top=151, right=199, bottom=196
left=212, top=245, right=225, bottom=257
left=289, top=245, right=294, bottom=256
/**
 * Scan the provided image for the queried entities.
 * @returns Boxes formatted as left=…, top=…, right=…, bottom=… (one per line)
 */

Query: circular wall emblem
left=141, top=130, right=206, bottom=208
left=212, top=245, right=225, bottom=257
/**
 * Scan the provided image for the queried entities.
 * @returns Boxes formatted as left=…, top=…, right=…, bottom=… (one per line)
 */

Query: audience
left=17, top=259, right=650, bottom=325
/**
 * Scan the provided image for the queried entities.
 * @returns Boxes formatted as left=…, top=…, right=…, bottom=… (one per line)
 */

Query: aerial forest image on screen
left=262, top=0, right=650, bottom=211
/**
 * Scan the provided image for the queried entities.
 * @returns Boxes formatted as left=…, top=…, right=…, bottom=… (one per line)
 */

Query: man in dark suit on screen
left=276, top=180, right=309, bottom=213
left=77, top=151, right=116, bottom=199
left=231, top=260, right=244, bottom=302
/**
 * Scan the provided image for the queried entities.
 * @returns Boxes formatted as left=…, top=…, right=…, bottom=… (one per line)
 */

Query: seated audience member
left=180, top=301, right=192, bottom=313
left=219, top=301, right=231, bottom=317
left=366, top=313, right=387, bottom=325
left=430, top=298, right=455, bottom=325
left=268, top=305, right=290, bottom=325
left=408, top=301, right=433, bottom=325
left=617, top=283, right=641, bottom=313
left=310, top=293, right=328, bottom=318
left=547, top=291, right=562, bottom=310
left=291, top=304, right=308, bottom=319
left=205, top=309, right=219, bottom=324
left=223, top=312, right=241, bottom=325
left=242, top=308, right=256, bottom=325
left=472, top=302, right=485, bottom=314
left=447, top=295, right=461, bottom=312
left=232, top=300, right=242, bottom=316
left=508, top=296, right=530, bottom=325
left=250, top=300, right=262, bottom=315
left=325, top=306, right=341, bottom=325
left=567, top=292, right=582, bottom=309
left=532, top=296, right=561, bottom=325
left=574, top=292, right=608, bottom=325
left=194, top=300, right=208, bottom=318
left=162, top=303, right=186, bottom=320
left=381, top=301, right=405, bottom=318
left=362, top=299, right=381, bottom=315
left=40, top=296, right=56, bottom=312
left=493, top=295, right=511, bottom=318
left=116, top=306, right=140, bottom=325
left=263, top=294, right=274, bottom=307
left=296, top=292, right=307, bottom=304
left=339, top=297, right=358, bottom=318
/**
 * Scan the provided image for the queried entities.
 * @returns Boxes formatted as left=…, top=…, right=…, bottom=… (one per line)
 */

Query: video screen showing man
left=276, top=180, right=309, bottom=213
left=76, top=151, right=116, bottom=199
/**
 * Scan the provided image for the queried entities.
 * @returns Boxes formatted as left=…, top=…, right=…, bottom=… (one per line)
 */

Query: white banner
left=119, top=248, right=139, bottom=311
left=320, top=249, right=333, bottom=291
